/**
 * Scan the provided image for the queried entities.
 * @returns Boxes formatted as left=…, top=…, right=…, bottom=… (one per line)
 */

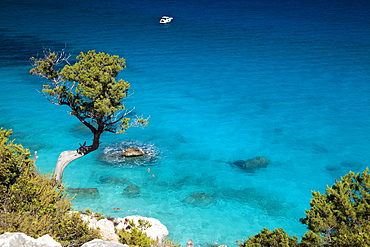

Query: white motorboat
left=159, top=16, right=173, bottom=24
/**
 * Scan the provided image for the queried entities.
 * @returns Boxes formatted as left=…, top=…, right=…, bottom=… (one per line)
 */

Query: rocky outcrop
left=114, top=216, right=169, bottom=243
left=79, top=215, right=119, bottom=243
left=80, top=214, right=169, bottom=244
left=97, top=219, right=119, bottom=243
left=81, top=239, right=128, bottom=247
left=0, top=232, right=61, bottom=247
left=0, top=232, right=130, bottom=247
left=232, top=156, right=270, bottom=172
left=122, top=147, right=145, bottom=157
left=0, top=214, right=168, bottom=246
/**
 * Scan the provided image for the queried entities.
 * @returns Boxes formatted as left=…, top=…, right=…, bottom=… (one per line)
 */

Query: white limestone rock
left=78, top=212, right=169, bottom=244
left=81, top=239, right=128, bottom=247
left=79, top=213, right=99, bottom=229
left=96, top=219, right=119, bottom=243
left=0, top=232, right=61, bottom=247
left=114, top=216, right=169, bottom=243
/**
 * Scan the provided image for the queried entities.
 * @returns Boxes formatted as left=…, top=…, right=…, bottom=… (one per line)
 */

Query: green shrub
left=300, top=168, right=370, bottom=246
left=157, top=238, right=182, bottom=247
left=238, top=169, right=370, bottom=247
left=0, top=128, right=100, bottom=246
left=237, top=228, right=299, bottom=247
left=117, top=219, right=154, bottom=247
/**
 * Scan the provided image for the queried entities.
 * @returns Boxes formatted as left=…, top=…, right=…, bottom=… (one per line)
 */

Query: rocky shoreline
left=0, top=214, right=169, bottom=247
left=79, top=214, right=169, bottom=244
left=0, top=232, right=128, bottom=247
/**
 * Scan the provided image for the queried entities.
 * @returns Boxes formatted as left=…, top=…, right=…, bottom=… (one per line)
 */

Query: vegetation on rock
left=237, top=228, right=299, bottom=247
left=117, top=219, right=154, bottom=247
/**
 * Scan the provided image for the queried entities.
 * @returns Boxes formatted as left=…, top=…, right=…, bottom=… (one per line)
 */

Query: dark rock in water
left=325, top=165, right=339, bottom=172
left=67, top=188, right=99, bottom=199
left=182, top=192, right=215, bottom=207
left=99, top=176, right=130, bottom=185
left=123, top=184, right=140, bottom=198
left=122, top=147, right=145, bottom=157
left=232, top=156, right=269, bottom=173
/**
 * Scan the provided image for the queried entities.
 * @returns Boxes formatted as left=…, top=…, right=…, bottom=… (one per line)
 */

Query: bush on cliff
left=238, top=168, right=370, bottom=246
left=300, top=168, right=370, bottom=246
left=117, top=219, right=154, bottom=247
left=237, top=228, right=299, bottom=247
left=0, top=128, right=100, bottom=246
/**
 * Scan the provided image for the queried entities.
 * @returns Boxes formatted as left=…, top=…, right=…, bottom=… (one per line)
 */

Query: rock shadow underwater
left=182, top=192, right=216, bottom=208
left=230, top=156, right=270, bottom=173
left=97, top=175, right=141, bottom=198
left=325, top=161, right=366, bottom=177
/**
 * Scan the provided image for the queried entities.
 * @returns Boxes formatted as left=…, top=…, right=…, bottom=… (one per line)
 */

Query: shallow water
left=1, top=0, right=370, bottom=245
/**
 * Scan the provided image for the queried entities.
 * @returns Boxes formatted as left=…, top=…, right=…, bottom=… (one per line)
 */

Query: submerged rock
left=123, top=184, right=140, bottom=198
left=99, top=176, right=130, bottom=185
left=232, top=156, right=270, bottom=172
left=122, top=147, right=145, bottom=157
left=182, top=192, right=215, bottom=207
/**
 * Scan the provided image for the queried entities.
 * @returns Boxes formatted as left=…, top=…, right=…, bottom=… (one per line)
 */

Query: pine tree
left=30, top=49, right=148, bottom=183
left=300, top=168, right=370, bottom=246
left=238, top=169, right=370, bottom=246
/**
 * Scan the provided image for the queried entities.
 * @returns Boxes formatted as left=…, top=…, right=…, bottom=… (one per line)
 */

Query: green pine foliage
left=117, top=219, right=154, bottom=247
left=30, top=50, right=147, bottom=143
left=0, top=128, right=100, bottom=246
left=300, top=168, right=370, bottom=246
left=0, top=128, right=33, bottom=194
left=298, top=231, right=323, bottom=247
left=237, top=228, right=299, bottom=247
left=116, top=219, right=181, bottom=247
left=30, top=49, right=148, bottom=184
left=238, top=169, right=370, bottom=247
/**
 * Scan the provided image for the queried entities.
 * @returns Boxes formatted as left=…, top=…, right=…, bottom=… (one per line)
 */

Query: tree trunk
left=54, top=150, right=84, bottom=184
left=54, top=131, right=101, bottom=185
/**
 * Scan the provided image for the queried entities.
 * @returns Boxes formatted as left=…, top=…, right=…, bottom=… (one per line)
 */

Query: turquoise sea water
left=1, top=0, right=370, bottom=245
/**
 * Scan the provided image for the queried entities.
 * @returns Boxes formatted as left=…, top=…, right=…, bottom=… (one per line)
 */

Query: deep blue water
left=1, top=0, right=370, bottom=245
